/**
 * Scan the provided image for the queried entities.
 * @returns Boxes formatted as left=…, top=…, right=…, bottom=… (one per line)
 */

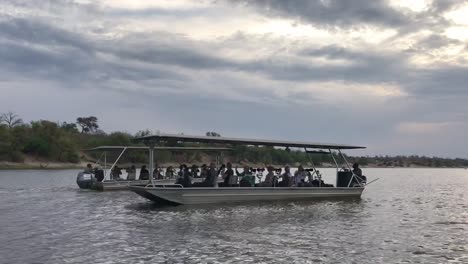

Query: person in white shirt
left=294, top=165, right=307, bottom=187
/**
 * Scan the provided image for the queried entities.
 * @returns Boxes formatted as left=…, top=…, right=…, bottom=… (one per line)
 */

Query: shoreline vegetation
left=1, top=113, right=467, bottom=170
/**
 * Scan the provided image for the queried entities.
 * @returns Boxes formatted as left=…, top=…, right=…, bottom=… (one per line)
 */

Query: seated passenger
left=237, top=166, right=254, bottom=187
left=177, top=164, right=184, bottom=177
left=260, top=166, right=275, bottom=187
left=199, top=164, right=208, bottom=179
left=294, top=165, right=307, bottom=187
left=352, top=163, right=362, bottom=177
left=223, top=162, right=235, bottom=187
left=175, top=164, right=192, bottom=187
left=202, top=162, right=218, bottom=187
left=153, top=165, right=163, bottom=180
left=235, top=166, right=250, bottom=176
left=127, top=165, right=136, bottom=180
left=165, top=166, right=174, bottom=179
left=139, top=165, right=149, bottom=180
left=218, top=164, right=226, bottom=177
left=112, top=165, right=123, bottom=180
left=279, top=165, right=292, bottom=187
left=177, top=164, right=189, bottom=179
left=352, top=163, right=367, bottom=184
left=191, top=164, right=200, bottom=178
left=84, top=163, right=93, bottom=173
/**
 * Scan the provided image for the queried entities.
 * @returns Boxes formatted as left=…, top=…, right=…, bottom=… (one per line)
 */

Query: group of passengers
left=175, top=163, right=332, bottom=188
left=84, top=162, right=364, bottom=187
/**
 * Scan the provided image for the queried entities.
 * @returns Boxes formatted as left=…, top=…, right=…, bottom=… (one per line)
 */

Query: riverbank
left=0, top=161, right=87, bottom=170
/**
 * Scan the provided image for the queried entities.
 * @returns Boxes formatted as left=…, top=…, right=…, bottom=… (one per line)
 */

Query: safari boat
left=130, top=133, right=368, bottom=205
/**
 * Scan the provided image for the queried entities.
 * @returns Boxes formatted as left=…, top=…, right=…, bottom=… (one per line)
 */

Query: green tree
left=76, top=116, right=99, bottom=133
left=61, top=122, right=79, bottom=133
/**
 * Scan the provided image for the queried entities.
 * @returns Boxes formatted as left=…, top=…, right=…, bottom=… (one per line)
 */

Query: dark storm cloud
left=112, top=36, right=238, bottom=70
left=230, top=0, right=465, bottom=37
left=0, top=18, right=94, bottom=53
left=1, top=15, right=466, bottom=101
left=298, top=44, right=468, bottom=97
left=0, top=18, right=188, bottom=85
left=232, top=0, right=411, bottom=28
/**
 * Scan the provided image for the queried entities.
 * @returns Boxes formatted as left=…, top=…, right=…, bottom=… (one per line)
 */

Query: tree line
left=1, top=112, right=467, bottom=167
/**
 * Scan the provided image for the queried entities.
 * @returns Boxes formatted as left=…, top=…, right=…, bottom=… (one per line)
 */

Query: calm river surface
left=1, top=168, right=468, bottom=263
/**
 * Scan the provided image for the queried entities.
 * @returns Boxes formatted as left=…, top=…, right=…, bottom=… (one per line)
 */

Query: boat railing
left=144, top=183, right=184, bottom=188
left=163, top=184, right=184, bottom=188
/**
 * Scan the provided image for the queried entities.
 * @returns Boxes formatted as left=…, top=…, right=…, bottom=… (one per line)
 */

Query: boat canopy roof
left=135, top=133, right=366, bottom=150
left=86, top=146, right=232, bottom=151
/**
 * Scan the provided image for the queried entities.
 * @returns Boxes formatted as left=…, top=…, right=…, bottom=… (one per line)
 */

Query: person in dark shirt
left=139, top=165, right=149, bottom=180
left=202, top=162, right=218, bottom=187
left=352, top=163, right=366, bottom=184
left=153, top=165, right=164, bottom=179
left=279, top=165, right=292, bottom=187
left=112, top=165, right=122, bottom=180
left=217, top=164, right=226, bottom=177
left=199, top=164, right=208, bottom=179
left=352, top=163, right=362, bottom=177
left=191, top=164, right=200, bottom=178
left=261, top=166, right=275, bottom=187
left=176, top=164, right=192, bottom=187
left=177, top=164, right=187, bottom=178
left=84, top=163, right=93, bottom=173
left=237, top=166, right=254, bottom=187
left=165, top=166, right=174, bottom=179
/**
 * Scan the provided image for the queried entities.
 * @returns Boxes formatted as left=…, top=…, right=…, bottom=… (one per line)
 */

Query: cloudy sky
left=0, top=0, right=467, bottom=157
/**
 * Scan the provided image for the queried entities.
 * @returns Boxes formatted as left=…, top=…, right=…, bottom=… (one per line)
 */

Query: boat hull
left=92, top=180, right=151, bottom=191
left=90, top=178, right=207, bottom=191
left=129, top=186, right=364, bottom=205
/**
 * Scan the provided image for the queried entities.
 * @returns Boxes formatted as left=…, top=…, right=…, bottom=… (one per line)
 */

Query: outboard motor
left=76, top=172, right=96, bottom=189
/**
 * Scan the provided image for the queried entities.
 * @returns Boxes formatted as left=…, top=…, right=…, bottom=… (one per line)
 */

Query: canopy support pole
left=304, top=148, right=319, bottom=186
left=104, top=152, right=107, bottom=180
left=148, top=143, right=155, bottom=187
left=329, top=149, right=339, bottom=186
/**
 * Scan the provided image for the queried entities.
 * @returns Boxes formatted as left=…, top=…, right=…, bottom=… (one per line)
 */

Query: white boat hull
left=130, top=186, right=364, bottom=205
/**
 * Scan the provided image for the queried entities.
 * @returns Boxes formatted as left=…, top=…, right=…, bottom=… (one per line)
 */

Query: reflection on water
left=1, top=168, right=468, bottom=263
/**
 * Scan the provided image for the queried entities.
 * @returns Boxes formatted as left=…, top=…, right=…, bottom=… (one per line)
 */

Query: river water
left=1, top=168, right=467, bottom=264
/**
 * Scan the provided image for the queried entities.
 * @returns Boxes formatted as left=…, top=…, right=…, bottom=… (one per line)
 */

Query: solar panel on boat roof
left=134, top=133, right=366, bottom=150
left=85, top=146, right=232, bottom=151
